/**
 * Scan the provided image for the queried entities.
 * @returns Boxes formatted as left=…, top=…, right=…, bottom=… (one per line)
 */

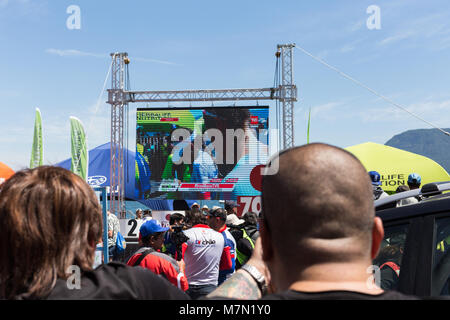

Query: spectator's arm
left=219, top=245, right=233, bottom=271
left=208, top=269, right=261, bottom=299
left=181, top=242, right=188, bottom=261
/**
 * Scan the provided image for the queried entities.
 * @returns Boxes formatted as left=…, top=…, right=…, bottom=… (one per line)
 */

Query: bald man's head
left=261, top=143, right=375, bottom=265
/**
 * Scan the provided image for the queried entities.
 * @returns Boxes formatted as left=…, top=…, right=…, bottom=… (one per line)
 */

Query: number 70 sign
left=237, top=196, right=262, bottom=217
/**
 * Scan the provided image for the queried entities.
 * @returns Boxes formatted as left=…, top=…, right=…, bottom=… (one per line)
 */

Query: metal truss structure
left=278, top=44, right=296, bottom=151
left=106, top=44, right=297, bottom=216
left=127, top=88, right=278, bottom=102
left=108, top=53, right=128, bottom=217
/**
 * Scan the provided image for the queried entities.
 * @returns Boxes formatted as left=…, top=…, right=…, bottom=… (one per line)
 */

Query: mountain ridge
left=385, top=128, right=450, bottom=173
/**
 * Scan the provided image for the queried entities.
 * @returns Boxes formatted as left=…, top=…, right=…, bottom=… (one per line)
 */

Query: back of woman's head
left=0, top=166, right=102, bottom=299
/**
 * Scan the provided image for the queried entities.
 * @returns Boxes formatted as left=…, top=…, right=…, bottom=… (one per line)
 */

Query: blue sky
left=1, top=0, right=450, bottom=170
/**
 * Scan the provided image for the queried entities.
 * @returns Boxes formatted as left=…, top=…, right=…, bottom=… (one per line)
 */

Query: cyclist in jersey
left=181, top=211, right=231, bottom=299
left=127, top=220, right=188, bottom=292
left=207, top=207, right=236, bottom=284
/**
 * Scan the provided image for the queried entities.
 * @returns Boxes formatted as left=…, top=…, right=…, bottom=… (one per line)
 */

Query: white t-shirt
left=396, top=196, right=419, bottom=207
left=182, top=225, right=225, bottom=286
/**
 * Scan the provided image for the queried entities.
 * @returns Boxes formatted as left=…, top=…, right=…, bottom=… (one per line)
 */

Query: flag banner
left=70, top=116, right=88, bottom=180
left=307, top=107, right=311, bottom=144
left=30, top=108, right=43, bottom=168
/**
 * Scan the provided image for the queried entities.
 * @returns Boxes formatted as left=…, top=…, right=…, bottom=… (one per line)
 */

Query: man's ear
left=371, top=217, right=384, bottom=260
left=259, top=219, right=273, bottom=263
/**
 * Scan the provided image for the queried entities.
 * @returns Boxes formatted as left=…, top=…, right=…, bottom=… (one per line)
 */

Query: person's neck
left=276, top=261, right=384, bottom=296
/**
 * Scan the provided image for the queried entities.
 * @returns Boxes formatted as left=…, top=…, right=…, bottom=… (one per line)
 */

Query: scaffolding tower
left=107, top=44, right=297, bottom=216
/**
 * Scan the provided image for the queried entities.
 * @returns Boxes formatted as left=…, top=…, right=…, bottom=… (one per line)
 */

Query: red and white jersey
left=182, top=224, right=226, bottom=286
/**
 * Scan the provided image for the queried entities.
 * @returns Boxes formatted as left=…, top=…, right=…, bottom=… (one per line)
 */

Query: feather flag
left=70, top=116, right=88, bottom=180
left=30, top=108, right=43, bottom=168
left=307, top=107, right=312, bottom=144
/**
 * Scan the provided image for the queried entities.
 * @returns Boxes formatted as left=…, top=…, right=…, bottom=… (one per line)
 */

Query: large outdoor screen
left=135, top=106, right=269, bottom=200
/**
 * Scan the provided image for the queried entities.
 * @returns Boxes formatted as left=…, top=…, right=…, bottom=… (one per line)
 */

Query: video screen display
left=135, top=107, right=269, bottom=200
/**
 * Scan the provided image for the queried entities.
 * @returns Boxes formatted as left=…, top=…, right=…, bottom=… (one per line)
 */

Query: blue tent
left=55, top=142, right=199, bottom=211
left=56, top=142, right=137, bottom=199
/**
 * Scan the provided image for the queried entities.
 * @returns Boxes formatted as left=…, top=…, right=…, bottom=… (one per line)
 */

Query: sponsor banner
left=158, top=180, right=180, bottom=192
left=151, top=211, right=177, bottom=228
left=178, top=183, right=235, bottom=192
left=237, top=196, right=262, bottom=217
left=157, top=179, right=238, bottom=192
left=119, top=211, right=184, bottom=240
left=87, top=175, right=108, bottom=187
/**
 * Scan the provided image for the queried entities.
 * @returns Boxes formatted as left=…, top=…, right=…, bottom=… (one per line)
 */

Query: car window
left=431, top=217, right=450, bottom=296
left=373, top=224, right=409, bottom=291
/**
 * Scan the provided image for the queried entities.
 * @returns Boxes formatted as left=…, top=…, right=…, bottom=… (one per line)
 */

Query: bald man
left=208, top=143, right=417, bottom=300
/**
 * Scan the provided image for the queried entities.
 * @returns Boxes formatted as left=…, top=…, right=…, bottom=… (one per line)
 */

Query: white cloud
left=378, top=12, right=450, bottom=49
left=308, top=102, right=343, bottom=122
left=339, top=39, right=364, bottom=54
left=360, top=98, right=450, bottom=127
left=316, top=50, right=329, bottom=61
left=46, top=49, right=107, bottom=59
left=378, top=31, right=414, bottom=46
left=348, top=20, right=364, bottom=33
left=45, top=49, right=180, bottom=66
left=0, top=0, right=46, bottom=17
left=340, top=44, right=355, bottom=53
left=133, top=56, right=180, bottom=66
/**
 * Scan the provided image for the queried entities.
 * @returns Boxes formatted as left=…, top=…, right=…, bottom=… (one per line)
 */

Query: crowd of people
left=369, top=170, right=423, bottom=202
left=1, top=142, right=444, bottom=300
left=121, top=201, right=260, bottom=299
left=369, top=170, right=441, bottom=207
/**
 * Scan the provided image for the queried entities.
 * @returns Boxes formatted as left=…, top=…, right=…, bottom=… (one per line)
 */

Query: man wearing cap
left=408, top=173, right=422, bottom=202
left=224, top=200, right=244, bottom=226
left=207, top=207, right=237, bottom=285
left=191, top=202, right=200, bottom=210
left=142, top=209, right=153, bottom=221
left=369, top=171, right=389, bottom=200
left=127, top=220, right=188, bottom=292
left=407, top=173, right=421, bottom=190
left=201, top=205, right=209, bottom=215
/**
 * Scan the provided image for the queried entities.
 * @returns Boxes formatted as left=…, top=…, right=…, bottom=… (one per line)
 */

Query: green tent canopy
left=345, top=142, right=450, bottom=193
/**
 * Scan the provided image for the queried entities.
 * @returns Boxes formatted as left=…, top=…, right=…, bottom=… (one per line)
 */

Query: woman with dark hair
left=0, top=166, right=188, bottom=300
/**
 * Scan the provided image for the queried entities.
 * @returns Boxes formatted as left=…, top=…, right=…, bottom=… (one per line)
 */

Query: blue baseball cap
left=408, top=173, right=421, bottom=185
left=139, top=220, right=169, bottom=238
left=368, top=171, right=382, bottom=186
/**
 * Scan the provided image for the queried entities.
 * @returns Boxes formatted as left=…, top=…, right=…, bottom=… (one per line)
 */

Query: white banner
left=119, top=211, right=186, bottom=240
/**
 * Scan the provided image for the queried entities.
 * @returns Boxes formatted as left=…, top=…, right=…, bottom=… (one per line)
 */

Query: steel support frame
left=107, top=45, right=296, bottom=215
left=127, top=87, right=279, bottom=102
left=278, top=43, right=296, bottom=150
left=109, top=53, right=127, bottom=217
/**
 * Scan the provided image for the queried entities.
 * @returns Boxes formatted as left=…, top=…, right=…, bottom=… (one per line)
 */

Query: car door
left=418, top=212, right=450, bottom=297
left=373, top=216, right=423, bottom=295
